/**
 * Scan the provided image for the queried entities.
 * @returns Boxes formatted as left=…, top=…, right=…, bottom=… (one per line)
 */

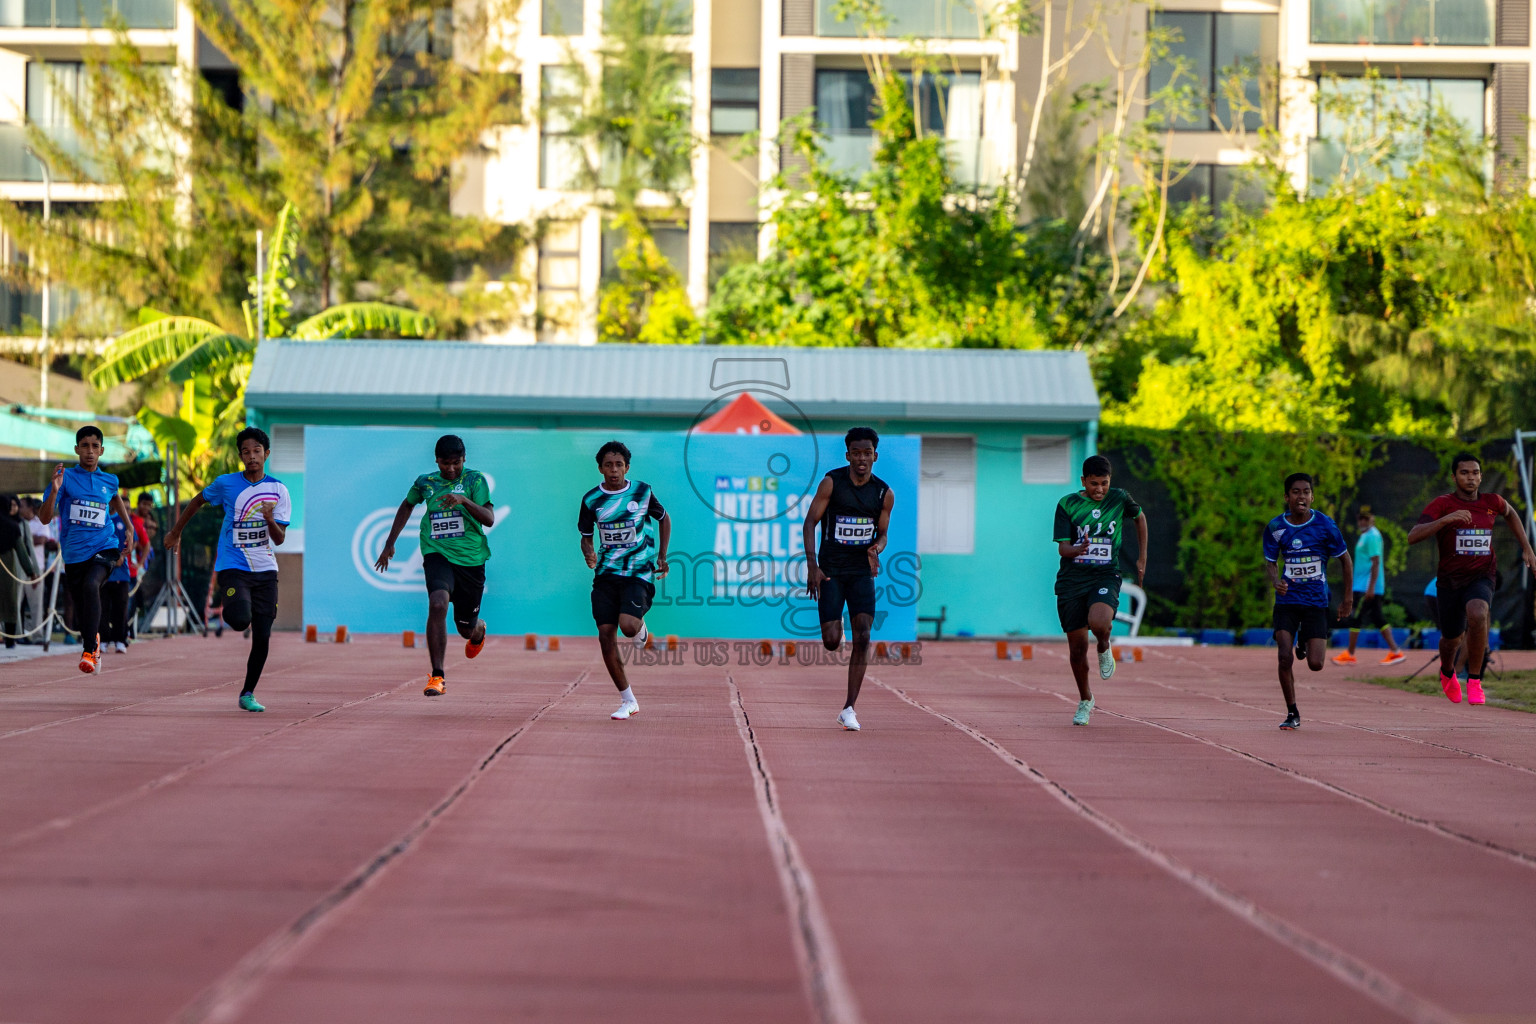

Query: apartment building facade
left=0, top=0, right=1530, bottom=344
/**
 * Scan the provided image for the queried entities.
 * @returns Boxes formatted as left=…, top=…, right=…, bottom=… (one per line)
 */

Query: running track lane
left=894, top=643, right=1536, bottom=1021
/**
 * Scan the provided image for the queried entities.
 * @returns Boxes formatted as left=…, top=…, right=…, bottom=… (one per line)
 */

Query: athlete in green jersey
left=375, top=435, right=495, bottom=696
left=578, top=440, right=669, bottom=721
left=1051, top=454, right=1148, bottom=725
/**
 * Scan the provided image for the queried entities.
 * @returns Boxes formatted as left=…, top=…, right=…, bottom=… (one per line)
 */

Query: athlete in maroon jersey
left=1407, top=452, right=1536, bottom=704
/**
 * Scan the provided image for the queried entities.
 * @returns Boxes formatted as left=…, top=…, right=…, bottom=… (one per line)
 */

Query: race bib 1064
left=1074, top=539, right=1113, bottom=565
left=68, top=499, right=108, bottom=529
left=1283, top=557, right=1324, bottom=582
left=429, top=511, right=465, bottom=540
left=833, top=516, right=875, bottom=545
left=1455, top=529, right=1492, bottom=556
left=598, top=520, right=639, bottom=548
left=233, top=518, right=269, bottom=549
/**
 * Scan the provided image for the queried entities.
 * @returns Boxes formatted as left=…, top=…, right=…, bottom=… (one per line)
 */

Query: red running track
left=2, top=635, right=1535, bottom=1023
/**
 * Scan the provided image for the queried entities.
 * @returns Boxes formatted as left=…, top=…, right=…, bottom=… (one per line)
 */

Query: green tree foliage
left=2, top=0, right=521, bottom=340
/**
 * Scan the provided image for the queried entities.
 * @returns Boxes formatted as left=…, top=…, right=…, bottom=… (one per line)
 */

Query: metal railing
left=1310, top=0, right=1494, bottom=45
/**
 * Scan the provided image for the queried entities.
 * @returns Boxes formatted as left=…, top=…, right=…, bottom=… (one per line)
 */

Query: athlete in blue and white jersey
left=38, top=425, right=136, bottom=673
left=1261, top=472, right=1353, bottom=731
left=578, top=440, right=669, bottom=721
left=165, top=428, right=291, bottom=712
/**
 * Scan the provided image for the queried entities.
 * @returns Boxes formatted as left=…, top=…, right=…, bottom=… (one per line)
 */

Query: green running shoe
left=1073, top=698, right=1094, bottom=726
left=1098, top=646, right=1116, bottom=680
left=239, top=692, right=265, bottom=713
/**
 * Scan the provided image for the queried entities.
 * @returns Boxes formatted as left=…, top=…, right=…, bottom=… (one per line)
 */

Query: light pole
left=23, top=145, right=51, bottom=459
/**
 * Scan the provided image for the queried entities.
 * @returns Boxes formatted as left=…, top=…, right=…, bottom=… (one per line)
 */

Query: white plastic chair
left=1115, top=581, right=1146, bottom=637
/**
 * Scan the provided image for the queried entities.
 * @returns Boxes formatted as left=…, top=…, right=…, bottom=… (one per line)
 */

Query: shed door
left=919, top=436, right=976, bottom=555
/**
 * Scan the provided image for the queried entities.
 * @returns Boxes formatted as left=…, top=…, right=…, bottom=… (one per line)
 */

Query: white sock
left=619, top=686, right=635, bottom=703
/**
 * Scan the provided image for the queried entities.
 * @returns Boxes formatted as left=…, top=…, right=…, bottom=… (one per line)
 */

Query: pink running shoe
left=1440, top=672, right=1462, bottom=703
left=1467, top=678, right=1486, bottom=705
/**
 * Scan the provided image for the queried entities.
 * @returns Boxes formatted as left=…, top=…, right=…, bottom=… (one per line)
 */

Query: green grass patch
left=1361, top=668, right=1536, bottom=713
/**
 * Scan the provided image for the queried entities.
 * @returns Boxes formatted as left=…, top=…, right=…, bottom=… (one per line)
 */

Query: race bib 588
left=1283, top=557, right=1324, bottom=581
left=833, top=516, right=875, bottom=545
left=233, top=518, right=269, bottom=549
left=598, top=520, right=639, bottom=548
left=68, top=500, right=108, bottom=529
left=1455, top=529, right=1492, bottom=556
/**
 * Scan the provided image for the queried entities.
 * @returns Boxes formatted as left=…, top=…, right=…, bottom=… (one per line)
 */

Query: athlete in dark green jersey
left=578, top=441, right=669, bottom=721
left=1052, top=454, right=1147, bottom=726
left=375, top=434, right=494, bottom=697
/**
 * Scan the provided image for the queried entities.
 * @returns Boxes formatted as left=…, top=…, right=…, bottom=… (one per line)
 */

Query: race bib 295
left=429, top=511, right=466, bottom=540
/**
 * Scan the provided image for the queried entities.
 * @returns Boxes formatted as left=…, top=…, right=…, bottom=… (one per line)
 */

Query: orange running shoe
left=424, top=675, right=446, bottom=697
left=78, top=648, right=100, bottom=674
left=1380, top=651, right=1407, bottom=665
left=1330, top=651, right=1357, bottom=665
left=465, top=637, right=484, bottom=660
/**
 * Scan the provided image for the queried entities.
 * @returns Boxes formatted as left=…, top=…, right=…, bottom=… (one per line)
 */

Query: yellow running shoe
left=424, top=675, right=446, bottom=697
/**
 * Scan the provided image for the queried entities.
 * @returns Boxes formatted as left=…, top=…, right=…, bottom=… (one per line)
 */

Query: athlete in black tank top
left=803, top=427, right=896, bottom=732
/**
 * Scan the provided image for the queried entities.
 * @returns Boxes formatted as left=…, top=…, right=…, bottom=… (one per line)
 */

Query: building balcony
left=0, top=0, right=174, bottom=29
left=823, top=131, right=989, bottom=186
left=1310, top=0, right=1493, bottom=46
left=0, top=123, right=96, bottom=183
left=815, top=0, right=983, bottom=39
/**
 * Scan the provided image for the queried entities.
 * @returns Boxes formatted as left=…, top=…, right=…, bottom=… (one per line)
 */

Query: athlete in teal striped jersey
left=578, top=441, right=670, bottom=720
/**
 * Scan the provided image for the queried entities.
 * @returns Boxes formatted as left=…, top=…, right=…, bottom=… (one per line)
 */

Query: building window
left=711, top=69, right=760, bottom=135
left=815, top=68, right=983, bottom=184
left=1163, top=163, right=1267, bottom=209
left=919, top=436, right=975, bottom=555
left=538, top=221, right=582, bottom=342
left=602, top=223, right=689, bottom=282
left=1311, top=76, right=1485, bottom=188
left=540, top=66, right=584, bottom=191
left=1149, top=13, right=1277, bottom=132
left=1023, top=436, right=1072, bottom=485
left=817, top=0, right=979, bottom=39
left=1310, top=0, right=1493, bottom=46
left=543, top=0, right=583, bottom=35
left=603, top=0, right=692, bottom=34
left=4, top=0, right=174, bottom=28
left=708, top=222, right=757, bottom=286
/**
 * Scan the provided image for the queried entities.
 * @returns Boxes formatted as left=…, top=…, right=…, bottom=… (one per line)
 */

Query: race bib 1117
left=833, top=516, right=875, bottom=545
left=68, top=500, right=108, bottom=529
left=1455, top=529, right=1492, bottom=556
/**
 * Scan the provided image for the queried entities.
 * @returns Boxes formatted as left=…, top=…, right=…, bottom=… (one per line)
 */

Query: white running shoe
left=1098, top=645, right=1116, bottom=680
left=611, top=698, right=640, bottom=720
left=632, top=622, right=649, bottom=649
left=1073, top=698, right=1094, bottom=726
left=837, top=707, right=861, bottom=731
left=114, top=642, right=127, bottom=654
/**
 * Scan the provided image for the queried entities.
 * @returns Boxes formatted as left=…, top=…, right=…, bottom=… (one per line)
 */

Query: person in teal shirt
left=1334, top=506, right=1405, bottom=665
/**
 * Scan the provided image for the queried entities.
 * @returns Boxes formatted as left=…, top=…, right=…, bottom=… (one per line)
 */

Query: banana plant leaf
left=165, top=333, right=257, bottom=384
left=88, top=316, right=223, bottom=389
left=290, top=302, right=436, bottom=340
left=135, top=405, right=197, bottom=456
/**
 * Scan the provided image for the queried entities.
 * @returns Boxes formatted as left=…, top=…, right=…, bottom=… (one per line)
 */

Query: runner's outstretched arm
left=110, top=494, right=136, bottom=567
left=1407, top=509, right=1471, bottom=545
left=866, top=489, right=894, bottom=577
left=1502, top=502, right=1536, bottom=573
left=1134, top=512, right=1148, bottom=586
left=37, top=463, right=64, bottom=524
left=164, top=495, right=210, bottom=552
left=656, top=514, right=670, bottom=578
left=438, top=492, right=494, bottom=528
left=373, top=500, right=416, bottom=572
left=1336, top=551, right=1355, bottom=620
left=802, top=477, right=834, bottom=598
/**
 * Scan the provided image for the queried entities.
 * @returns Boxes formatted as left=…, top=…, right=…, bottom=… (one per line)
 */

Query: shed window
left=1023, top=436, right=1071, bottom=484
left=919, top=436, right=975, bottom=555
left=268, top=424, right=305, bottom=474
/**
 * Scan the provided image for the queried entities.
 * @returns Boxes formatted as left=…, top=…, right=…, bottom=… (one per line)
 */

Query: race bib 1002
left=598, top=520, right=639, bottom=548
left=429, top=511, right=466, bottom=540
left=833, top=516, right=875, bottom=545
left=68, top=499, right=108, bottom=529
left=233, top=518, right=269, bottom=549
left=1283, top=557, right=1324, bottom=582
left=1455, top=529, right=1492, bottom=556
left=1074, top=539, right=1113, bottom=565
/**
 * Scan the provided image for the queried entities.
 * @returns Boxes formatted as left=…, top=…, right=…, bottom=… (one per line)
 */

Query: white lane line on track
left=872, top=673, right=1465, bottom=1024
left=0, top=651, right=186, bottom=694
left=1, top=678, right=420, bottom=851
left=0, top=679, right=242, bottom=741
left=728, top=675, right=865, bottom=1024
left=171, top=671, right=587, bottom=1024
left=976, top=665, right=1536, bottom=872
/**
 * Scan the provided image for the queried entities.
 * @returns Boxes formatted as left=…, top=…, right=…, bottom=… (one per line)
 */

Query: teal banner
left=304, top=427, right=921, bottom=640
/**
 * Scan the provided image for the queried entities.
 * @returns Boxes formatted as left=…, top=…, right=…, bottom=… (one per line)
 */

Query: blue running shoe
left=239, top=692, right=265, bottom=713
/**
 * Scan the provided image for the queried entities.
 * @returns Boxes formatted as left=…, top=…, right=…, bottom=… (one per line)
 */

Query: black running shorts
left=1348, top=593, right=1387, bottom=630
left=816, top=573, right=876, bottom=623
left=422, top=552, right=486, bottom=636
left=1055, top=573, right=1120, bottom=633
left=1435, top=577, right=1495, bottom=640
left=591, top=572, right=654, bottom=627
left=1273, top=604, right=1329, bottom=645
